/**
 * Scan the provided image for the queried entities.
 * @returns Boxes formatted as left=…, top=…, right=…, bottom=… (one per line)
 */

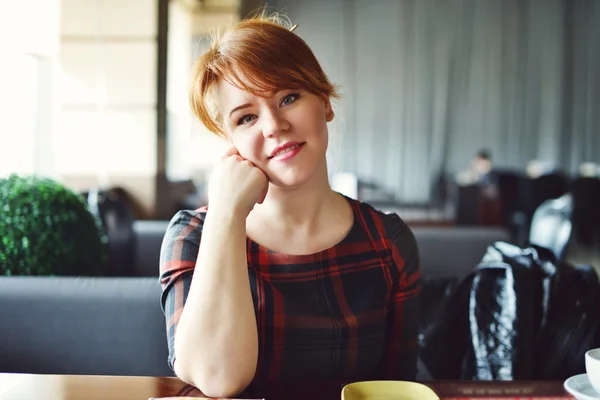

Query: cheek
left=230, top=133, right=264, bottom=162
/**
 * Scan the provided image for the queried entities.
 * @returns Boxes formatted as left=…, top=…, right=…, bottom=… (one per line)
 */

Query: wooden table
left=0, top=374, right=187, bottom=400
left=0, top=373, right=573, bottom=400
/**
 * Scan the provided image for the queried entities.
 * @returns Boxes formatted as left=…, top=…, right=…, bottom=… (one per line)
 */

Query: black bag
left=420, top=241, right=600, bottom=380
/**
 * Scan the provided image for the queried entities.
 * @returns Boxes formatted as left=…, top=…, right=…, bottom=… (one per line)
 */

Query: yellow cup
left=341, top=381, right=440, bottom=400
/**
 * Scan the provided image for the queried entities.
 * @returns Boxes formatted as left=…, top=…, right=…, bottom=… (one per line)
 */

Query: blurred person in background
left=456, top=149, right=495, bottom=187
left=471, top=149, right=494, bottom=185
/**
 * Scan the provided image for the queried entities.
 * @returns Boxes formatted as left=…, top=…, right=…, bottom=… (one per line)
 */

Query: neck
left=253, top=166, right=338, bottom=230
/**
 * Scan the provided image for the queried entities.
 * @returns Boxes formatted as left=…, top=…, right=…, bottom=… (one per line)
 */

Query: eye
left=237, top=114, right=257, bottom=126
left=280, top=93, right=300, bottom=107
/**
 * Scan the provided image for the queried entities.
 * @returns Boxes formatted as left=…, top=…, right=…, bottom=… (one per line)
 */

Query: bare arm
left=173, top=207, right=258, bottom=397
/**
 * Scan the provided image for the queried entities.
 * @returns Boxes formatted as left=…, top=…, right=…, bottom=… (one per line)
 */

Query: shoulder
left=349, top=198, right=419, bottom=265
left=159, top=208, right=208, bottom=289
left=160, top=206, right=209, bottom=253
left=159, top=207, right=210, bottom=276
left=166, top=206, right=208, bottom=233
left=348, top=198, right=411, bottom=242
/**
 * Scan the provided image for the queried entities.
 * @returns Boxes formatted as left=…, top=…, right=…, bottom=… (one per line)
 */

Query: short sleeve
left=380, top=213, right=422, bottom=380
left=159, top=208, right=207, bottom=370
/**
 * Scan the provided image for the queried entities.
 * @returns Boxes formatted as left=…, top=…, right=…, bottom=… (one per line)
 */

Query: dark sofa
left=0, top=276, right=171, bottom=377
left=0, top=221, right=510, bottom=379
left=132, top=220, right=510, bottom=279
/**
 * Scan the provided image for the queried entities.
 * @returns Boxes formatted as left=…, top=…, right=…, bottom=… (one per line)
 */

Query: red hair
left=189, top=13, right=340, bottom=137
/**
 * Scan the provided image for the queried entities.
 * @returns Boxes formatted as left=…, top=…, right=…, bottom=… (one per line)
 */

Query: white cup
left=586, top=348, right=600, bottom=394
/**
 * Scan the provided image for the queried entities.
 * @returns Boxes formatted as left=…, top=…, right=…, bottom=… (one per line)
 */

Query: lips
left=268, top=142, right=305, bottom=159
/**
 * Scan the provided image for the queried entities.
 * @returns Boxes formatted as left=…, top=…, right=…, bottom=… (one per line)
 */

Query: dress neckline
left=247, top=194, right=358, bottom=259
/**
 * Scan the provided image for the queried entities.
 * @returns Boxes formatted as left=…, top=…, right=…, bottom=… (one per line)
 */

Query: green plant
left=0, top=174, right=108, bottom=276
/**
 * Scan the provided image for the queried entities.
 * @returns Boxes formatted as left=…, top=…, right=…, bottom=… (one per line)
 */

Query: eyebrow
left=229, top=103, right=252, bottom=119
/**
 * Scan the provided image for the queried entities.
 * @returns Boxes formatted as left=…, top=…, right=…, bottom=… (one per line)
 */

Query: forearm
left=174, top=208, right=258, bottom=397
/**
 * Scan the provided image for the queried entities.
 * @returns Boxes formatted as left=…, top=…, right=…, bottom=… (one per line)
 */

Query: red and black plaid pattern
left=159, top=196, right=421, bottom=384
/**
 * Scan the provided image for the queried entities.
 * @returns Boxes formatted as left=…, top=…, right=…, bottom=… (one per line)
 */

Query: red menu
left=427, top=381, right=574, bottom=400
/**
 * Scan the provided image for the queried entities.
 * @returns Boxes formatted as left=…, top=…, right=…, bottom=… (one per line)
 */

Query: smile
left=269, top=142, right=305, bottom=161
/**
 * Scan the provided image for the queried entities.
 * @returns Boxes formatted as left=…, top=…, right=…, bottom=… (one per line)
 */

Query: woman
left=159, top=13, right=421, bottom=398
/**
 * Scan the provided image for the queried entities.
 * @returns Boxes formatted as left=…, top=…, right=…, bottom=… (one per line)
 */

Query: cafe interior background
left=0, top=0, right=599, bottom=384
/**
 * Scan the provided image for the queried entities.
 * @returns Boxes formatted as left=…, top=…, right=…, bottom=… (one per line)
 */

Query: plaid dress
left=159, top=196, right=421, bottom=385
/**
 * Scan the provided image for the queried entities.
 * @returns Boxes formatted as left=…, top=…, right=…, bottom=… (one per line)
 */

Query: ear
left=323, top=97, right=334, bottom=122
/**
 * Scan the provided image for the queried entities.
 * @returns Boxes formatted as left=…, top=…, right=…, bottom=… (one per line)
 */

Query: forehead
left=216, top=78, right=277, bottom=109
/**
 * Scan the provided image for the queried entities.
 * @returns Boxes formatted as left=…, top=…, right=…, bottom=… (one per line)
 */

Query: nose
left=261, top=108, right=290, bottom=139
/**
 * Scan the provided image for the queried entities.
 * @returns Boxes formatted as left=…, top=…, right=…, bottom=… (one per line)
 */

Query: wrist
left=206, top=203, right=248, bottom=223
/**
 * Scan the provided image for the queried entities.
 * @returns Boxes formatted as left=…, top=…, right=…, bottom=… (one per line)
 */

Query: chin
left=264, top=151, right=327, bottom=189
left=267, top=171, right=315, bottom=189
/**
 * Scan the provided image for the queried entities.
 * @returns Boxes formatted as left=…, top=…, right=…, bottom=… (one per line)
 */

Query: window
left=0, top=0, right=60, bottom=178
left=0, top=54, right=39, bottom=177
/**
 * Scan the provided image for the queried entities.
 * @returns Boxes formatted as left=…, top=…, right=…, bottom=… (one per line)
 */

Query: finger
left=222, top=145, right=240, bottom=159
